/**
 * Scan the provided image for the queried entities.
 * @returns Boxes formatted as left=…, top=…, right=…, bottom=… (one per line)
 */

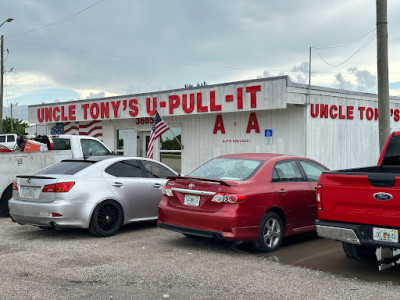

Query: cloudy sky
left=1, top=0, right=400, bottom=121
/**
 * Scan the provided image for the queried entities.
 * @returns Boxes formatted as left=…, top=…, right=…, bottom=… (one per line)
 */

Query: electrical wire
left=8, top=0, right=105, bottom=38
left=314, top=28, right=376, bottom=49
left=313, top=32, right=376, bottom=67
left=7, top=38, right=253, bottom=70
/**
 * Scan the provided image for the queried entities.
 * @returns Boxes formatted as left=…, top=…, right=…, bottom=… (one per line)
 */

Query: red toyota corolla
left=158, top=153, right=328, bottom=252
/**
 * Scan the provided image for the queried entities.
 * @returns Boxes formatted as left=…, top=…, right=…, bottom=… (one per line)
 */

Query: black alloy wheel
left=89, top=200, right=123, bottom=237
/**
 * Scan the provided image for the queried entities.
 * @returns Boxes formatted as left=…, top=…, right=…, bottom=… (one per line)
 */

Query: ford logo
left=373, top=192, right=393, bottom=201
left=188, top=184, right=195, bottom=189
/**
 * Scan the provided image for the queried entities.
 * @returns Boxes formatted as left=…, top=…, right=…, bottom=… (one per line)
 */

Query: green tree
left=2, top=117, right=29, bottom=134
left=161, top=134, right=181, bottom=150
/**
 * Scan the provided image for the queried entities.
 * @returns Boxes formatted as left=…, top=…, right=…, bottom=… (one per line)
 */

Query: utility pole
left=10, top=103, right=13, bottom=132
left=376, top=0, right=390, bottom=150
left=0, top=18, right=13, bottom=134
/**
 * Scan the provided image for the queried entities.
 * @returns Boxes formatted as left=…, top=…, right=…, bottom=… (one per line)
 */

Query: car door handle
left=279, top=189, right=287, bottom=195
left=153, top=183, right=163, bottom=189
left=112, top=182, right=123, bottom=188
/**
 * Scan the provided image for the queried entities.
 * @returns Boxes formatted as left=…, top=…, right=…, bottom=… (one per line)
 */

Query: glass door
left=116, top=129, right=137, bottom=156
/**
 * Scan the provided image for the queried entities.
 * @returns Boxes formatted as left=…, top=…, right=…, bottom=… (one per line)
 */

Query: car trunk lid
left=165, top=176, right=234, bottom=212
left=14, top=175, right=58, bottom=202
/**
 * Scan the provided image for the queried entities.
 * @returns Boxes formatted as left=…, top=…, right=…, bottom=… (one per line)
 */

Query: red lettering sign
left=213, top=114, right=225, bottom=134
left=197, top=93, right=208, bottom=113
left=182, top=94, right=195, bottom=114
left=246, top=85, right=261, bottom=108
left=129, top=99, right=139, bottom=117
left=169, top=95, right=180, bottom=114
left=246, top=112, right=260, bottom=133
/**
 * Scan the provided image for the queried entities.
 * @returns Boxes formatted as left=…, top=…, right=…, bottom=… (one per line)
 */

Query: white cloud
left=1, top=0, right=400, bottom=106
left=333, top=67, right=376, bottom=92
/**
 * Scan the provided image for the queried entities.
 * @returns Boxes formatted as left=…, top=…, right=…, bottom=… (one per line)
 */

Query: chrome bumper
left=316, top=224, right=361, bottom=245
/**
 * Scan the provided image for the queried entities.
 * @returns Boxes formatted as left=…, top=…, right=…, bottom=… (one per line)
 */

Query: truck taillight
left=316, top=184, right=322, bottom=210
left=42, top=182, right=75, bottom=193
left=211, top=193, right=246, bottom=204
left=12, top=181, right=18, bottom=191
left=162, top=187, right=174, bottom=197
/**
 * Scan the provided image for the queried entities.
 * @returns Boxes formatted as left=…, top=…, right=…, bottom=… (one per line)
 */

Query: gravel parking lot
left=1, top=218, right=400, bottom=300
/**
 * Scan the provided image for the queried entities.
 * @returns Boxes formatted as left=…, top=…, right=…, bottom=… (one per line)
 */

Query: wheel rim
left=96, top=204, right=119, bottom=231
left=263, top=217, right=281, bottom=249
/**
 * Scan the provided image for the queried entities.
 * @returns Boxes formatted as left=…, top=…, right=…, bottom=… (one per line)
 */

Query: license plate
left=22, top=186, right=39, bottom=198
left=184, top=194, right=200, bottom=206
left=373, top=227, right=398, bottom=243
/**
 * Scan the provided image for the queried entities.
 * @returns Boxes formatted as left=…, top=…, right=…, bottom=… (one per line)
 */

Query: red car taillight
left=211, top=193, right=246, bottom=204
left=162, top=186, right=174, bottom=197
left=12, top=181, right=18, bottom=191
left=316, top=184, right=322, bottom=210
left=42, top=182, right=75, bottom=193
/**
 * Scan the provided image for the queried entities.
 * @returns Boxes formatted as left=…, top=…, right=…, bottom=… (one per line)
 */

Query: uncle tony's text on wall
left=311, top=103, right=400, bottom=121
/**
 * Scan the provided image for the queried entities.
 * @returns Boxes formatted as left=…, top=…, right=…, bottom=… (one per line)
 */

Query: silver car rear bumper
left=9, top=198, right=89, bottom=228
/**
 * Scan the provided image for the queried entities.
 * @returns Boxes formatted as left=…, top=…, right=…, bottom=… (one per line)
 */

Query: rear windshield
left=37, top=161, right=95, bottom=175
left=189, top=158, right=263, bottom=181
left=382, top=135, right=400, bottom=165
left=52, top=138, right=72, bottom=150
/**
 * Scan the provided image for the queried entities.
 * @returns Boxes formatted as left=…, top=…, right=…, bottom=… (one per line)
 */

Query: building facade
left=28, top=76, right=400, bottom=173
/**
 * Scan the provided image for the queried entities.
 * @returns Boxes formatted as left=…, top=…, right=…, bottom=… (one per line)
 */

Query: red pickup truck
left=316, top=131, right=400, bottom=270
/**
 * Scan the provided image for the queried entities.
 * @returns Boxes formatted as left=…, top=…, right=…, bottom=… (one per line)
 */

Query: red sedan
left=158, top=153, right=328, bottom=252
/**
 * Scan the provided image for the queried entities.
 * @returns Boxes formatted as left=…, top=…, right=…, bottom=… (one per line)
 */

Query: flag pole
left=168, top=128, right=182, bottom=150
left=155, top=111, right=182, bottom=150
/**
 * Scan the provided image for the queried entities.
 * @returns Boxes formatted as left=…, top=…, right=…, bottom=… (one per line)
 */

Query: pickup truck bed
left=316, top=132, right=400, bottom=269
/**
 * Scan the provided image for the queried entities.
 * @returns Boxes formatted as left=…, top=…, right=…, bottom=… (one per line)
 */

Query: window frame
left=139, top=160, right=177, bottom=179
left=296, top=159, right=328, bottom=182
left=272, top=160, right=305, bottom=182
left=105, top=159, right=145, bottom=178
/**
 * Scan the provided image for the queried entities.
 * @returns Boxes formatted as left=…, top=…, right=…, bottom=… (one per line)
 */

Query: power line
left=314, top=28, right=376, bottom=49
left=7, top=38, right=254, bottom=71
left=7, top=37, right=399, bottom=77
left=8, top=0, right=105, bottom=38
left=313, top=32, right=376, bottom=67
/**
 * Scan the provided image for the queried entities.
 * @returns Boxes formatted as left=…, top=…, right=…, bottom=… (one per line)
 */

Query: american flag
left=146, top=111, right=169, bottom=159
left=50, top=121, right=103, bottom=139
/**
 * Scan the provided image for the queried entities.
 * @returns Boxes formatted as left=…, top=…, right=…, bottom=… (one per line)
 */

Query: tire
left=342, top=242, right=375, bottom=260
left=252, top=212, right=284, bottom=252
left=0, top=185, right=12, bottom=218
left=89, top=200, right=123, bottom=237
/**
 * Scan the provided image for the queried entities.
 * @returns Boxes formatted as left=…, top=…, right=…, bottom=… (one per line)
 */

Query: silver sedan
left=9, top=156, right=178, bottom=237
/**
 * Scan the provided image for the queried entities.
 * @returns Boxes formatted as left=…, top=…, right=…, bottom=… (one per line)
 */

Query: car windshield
left=189, top=158, right=263, bottom=181
left=37, top=161, right=95, bottom=175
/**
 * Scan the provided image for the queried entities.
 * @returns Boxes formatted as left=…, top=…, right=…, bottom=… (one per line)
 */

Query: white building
left=28, top=76, right=400, bottom=173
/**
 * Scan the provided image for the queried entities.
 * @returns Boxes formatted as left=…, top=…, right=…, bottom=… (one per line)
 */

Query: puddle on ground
left=235, top=234, right=400, bottom=284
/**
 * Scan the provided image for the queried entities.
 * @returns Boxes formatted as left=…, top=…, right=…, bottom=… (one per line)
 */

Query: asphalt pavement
left=0, top=218, right=399, bottom=300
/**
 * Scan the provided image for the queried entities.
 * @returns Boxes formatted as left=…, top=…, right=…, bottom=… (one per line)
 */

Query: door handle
left=153, top=183, right=163, bottom=189
left=279, top=189, right=287, bottom=195
left=112, top=182, right=123, bottom=188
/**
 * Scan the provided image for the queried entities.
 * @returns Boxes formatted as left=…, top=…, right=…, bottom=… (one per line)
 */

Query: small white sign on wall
left=265, top=129, right=273, bottom=145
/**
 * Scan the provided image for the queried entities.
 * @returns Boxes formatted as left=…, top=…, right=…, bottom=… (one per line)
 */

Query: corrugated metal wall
left=178, top=106, right=305, bottom=173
